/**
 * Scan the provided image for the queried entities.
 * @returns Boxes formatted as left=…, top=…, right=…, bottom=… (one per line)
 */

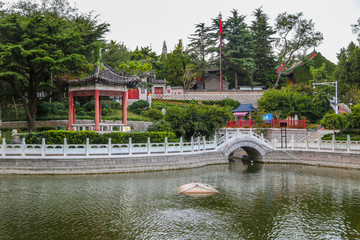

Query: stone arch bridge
left=216, top=130, right=275, bottom=161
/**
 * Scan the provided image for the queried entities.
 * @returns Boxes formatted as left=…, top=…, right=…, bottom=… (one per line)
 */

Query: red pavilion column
left=73, top=97, right=76, bottom=124
left=122, top=91, right=127, bottom=126
left=99, top=99, right=102, bottom=123
left=94, top=89, right=100, bottom=131
left=68, top=91, right=73, bottom=130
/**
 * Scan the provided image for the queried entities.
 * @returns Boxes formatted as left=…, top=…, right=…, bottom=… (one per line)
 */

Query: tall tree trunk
left=273, top=72, right=282, bottom=89
left=234, top=72, right=238, bottom=90
left=12, top=96, right=18, bottom=120
left=23, top=101, right=36, bottom=133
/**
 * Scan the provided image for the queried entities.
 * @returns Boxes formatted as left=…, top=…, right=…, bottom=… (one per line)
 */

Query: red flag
left=219, top=19, right=223, bottom=34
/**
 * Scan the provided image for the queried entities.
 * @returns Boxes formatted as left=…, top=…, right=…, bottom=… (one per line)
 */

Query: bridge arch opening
left=228, top=147, right=263, bottom=162
left=222, top=139, right=270, bottom=163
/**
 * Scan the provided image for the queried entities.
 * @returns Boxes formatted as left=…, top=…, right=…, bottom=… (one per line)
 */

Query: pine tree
left=223, top=9, right=255, bottom=89
left=186, top=23, right=214, bottom=77
left=251, top=7, right=277, bottom=88
left=166, top=40, right=186, bottom=86
left=160, top=40, right=168, bottom=62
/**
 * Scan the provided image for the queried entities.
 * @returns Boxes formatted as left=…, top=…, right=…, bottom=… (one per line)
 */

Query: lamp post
left=313, top=81, right=338, bottom=114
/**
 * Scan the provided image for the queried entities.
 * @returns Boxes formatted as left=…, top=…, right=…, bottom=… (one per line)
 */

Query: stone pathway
left=307, top=129, right=334, bottom=141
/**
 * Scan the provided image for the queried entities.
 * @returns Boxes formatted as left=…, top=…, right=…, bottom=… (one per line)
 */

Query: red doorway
left=154, top=87, right=163, bottom=95
left=128, top=88, right=139, bottom=99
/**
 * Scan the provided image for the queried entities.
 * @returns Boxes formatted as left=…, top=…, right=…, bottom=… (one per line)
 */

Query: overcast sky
left=9, top=0, right=360, bottom=63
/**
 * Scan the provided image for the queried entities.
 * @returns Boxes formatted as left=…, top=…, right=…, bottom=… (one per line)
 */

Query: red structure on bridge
left=227, top=119, right=306, bottom=129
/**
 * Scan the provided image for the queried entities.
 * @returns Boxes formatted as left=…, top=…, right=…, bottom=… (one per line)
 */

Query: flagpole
left=219, top=20, right=222, bottom=94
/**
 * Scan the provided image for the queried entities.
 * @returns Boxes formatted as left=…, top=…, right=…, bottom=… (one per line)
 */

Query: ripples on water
left=0, top=162, right=360, bottom=240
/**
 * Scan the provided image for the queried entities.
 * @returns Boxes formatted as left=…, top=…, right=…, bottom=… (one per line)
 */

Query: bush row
left=25, top=130, right=177, bottom=144
left=321, top=132, right=360, bottom=141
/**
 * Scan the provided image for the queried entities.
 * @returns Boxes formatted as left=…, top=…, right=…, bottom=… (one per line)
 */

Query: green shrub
left=128, top=100, right=149, bottom=114
left=101, top=100, right=111, bottom=109
left=142, top=108, right=163, bottom=120
left=110, top=101, right=122, bottom=110
left=77, top=110, right=87, bottom=116
left=202, top=98, right=240, bottom=108
left=147, top=119, right=173, bottom=132
left=82, top=100, right=95, bottom=111
left=25, top=130, right=176, bottom=144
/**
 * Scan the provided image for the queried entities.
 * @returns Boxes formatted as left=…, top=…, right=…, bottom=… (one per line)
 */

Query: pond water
left=0, top=162, right=360, bottom=240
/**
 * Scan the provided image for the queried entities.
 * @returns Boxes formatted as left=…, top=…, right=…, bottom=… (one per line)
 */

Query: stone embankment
left=262, top=150, right=360, bottom=170
left=0, top=151, right=227, bottom=175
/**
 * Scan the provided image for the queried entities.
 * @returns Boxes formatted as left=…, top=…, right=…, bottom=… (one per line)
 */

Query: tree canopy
left=273, top=12, right=323, bottom=88
left=0, top=0, right=109, bottom=131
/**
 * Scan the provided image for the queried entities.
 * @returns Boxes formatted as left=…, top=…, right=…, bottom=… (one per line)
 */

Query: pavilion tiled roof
left=232, top=104, right=257, bottom=113
left=60, top=62, right=140, bottom=86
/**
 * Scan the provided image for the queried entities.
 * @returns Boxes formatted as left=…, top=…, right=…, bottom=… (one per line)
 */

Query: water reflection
left=0, top=162, right=359, bottom=240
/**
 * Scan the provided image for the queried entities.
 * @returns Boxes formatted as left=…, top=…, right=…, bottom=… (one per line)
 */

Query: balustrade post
left=147, top=137, right=151, bottom=154
left=197, top=137, right=200, bottom=151
left=129, top=137, right=132, bottom=155
left=274, top=138, right=277, bottom=149
left=63, top=138, right=67, bottom=157
left=291, top=135, right=295, bottom=150
left=1, top=138, right=5, bottom=157
left=236, top=129, right=239, bottom=138
left=180, top=137, right=183, bottom=153
left=203, top=136, right=206, bottom=150
left=261, top=133, right=264, bottom=143
left=318, top=137, right=321, bottom=150
left=165, top=137, right=168, bottom=154
left=108, top=138, right=112, bottom=156
left=249, top=128, right=253, bottom=137
left=305, top=136, right=309, bottom=149
left=21, top=138, right=26, bottom=157
left=214, top=135, right=217, bottom=150
left=347, top=135, right=350, bottom=152
left=41, top=138, right=46, bottom=157
left=225, top=129, right=228, bottom=144
left=191, top=137, right=194, bottom=152
left=332, top=134, right=335, bottom=151
left=86, top=138, right=89, bottom=156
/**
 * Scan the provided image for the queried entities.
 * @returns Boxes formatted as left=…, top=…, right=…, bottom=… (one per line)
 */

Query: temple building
left=277, top=50, right=318, bottom=86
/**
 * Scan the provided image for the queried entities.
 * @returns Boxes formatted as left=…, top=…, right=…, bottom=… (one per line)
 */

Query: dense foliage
left=164, top=104, right=232, bottom=140
left=25, top=130, right=176, bottom=144
left=334, top=42, right=360, bottom=104
left=0, top=0, right=109, bottom=131
left=128, top=100, right=149, bottom=115
left=258, top=87, right=330, bottom=122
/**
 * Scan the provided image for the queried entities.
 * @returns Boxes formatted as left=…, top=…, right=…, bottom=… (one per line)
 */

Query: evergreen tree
left=250, top=7, right=277, bottom=88
left=186, top=23, right=214, bottom=78
left=352, top=18, right=360, bottom=43
left=160, top=40, right=167, bottom=62
left=102, top=40, right=131, bottom=70
left=334, top=42, right=360, bottom=103
left=166, top=40, right=186, bottom=86
left=223, top=9, right=255, bottom=89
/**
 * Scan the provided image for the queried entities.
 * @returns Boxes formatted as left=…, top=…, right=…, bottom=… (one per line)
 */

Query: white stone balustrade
left=0, top=136, right=217, bottom=157
left=1, top=130, right=360, bottom=158
left=72, top=123, right=125, bottom=132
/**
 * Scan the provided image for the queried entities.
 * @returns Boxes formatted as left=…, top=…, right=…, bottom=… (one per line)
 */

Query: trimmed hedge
left=25, top=130, right=177, bottom=144
left=321, top=130, right=360, bottom=141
